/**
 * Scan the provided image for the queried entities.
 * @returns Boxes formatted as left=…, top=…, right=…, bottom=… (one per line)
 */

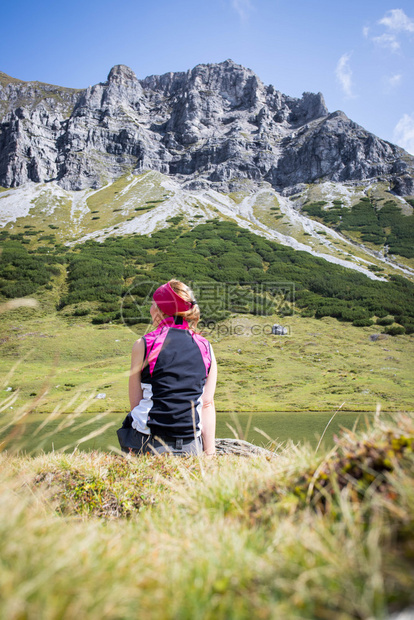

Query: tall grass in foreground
left=0, top=410, right=413, bottom=619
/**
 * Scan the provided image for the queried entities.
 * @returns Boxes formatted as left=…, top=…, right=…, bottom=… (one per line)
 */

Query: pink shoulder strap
left=143, top=326, right=169, bottom=375
left=191, top=332, right=212, bottom=377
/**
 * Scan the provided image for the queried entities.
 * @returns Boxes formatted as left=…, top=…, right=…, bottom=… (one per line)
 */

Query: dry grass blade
left=31, top=393, right=81, bottom=437
left=58, top=422, right=116, bottom=452
left=315, top=402, right=345, bottom=454
left=67, top=410, right=113, bottom=433
left=229, top=411, right=244, bottom=439
left=0, top=390, right=20, bottom=415
left=225, top=421, right=239, bottom=439
left=253, top=426, right=283, bottom=451
left=0, top=348, right=35, bottom=390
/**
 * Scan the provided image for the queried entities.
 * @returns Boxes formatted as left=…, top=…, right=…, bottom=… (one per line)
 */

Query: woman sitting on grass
left=119, top=279, right=217, bottom=456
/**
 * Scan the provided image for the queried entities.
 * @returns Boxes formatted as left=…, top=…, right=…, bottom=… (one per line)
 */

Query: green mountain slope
left=1, top=171, right=413, bottom=280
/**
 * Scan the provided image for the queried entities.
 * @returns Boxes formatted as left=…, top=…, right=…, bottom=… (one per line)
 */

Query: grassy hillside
left=1, top=309, right=413, bottom=417
left=301, top=196, right=414, bottom=259
left=0, top=412, right=413, bottom=619
left=297, top=182, right=414, bottom=269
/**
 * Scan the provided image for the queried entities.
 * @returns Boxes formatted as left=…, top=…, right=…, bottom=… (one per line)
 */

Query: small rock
left=95, top=393, right=106, bottom=399
left=369, top=334, right=388, bottom=341
left=215, top=438, right=274, bottom=457
left=272, top=324, right=288, bottom=335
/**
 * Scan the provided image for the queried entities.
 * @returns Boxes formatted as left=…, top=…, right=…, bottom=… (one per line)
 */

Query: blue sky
left=2, top=0, right=413, bottom=154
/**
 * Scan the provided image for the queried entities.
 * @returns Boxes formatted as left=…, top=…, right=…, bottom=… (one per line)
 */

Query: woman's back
left=138, top=316, right=211, bottom=438
left=121, top=279, right=217, bottom=456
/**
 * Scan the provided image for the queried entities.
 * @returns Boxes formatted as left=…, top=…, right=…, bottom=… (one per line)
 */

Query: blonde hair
left=168, top=279, right=200, bottom=328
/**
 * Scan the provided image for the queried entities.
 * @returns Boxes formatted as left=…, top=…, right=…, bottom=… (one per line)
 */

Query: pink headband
left=153, top=282, right=193, bottom=316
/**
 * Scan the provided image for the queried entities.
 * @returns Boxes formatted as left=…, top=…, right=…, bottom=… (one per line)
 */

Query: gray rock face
left=0, top=75, right=80, bottom=188
left=0, top=60, right=413, bottom=194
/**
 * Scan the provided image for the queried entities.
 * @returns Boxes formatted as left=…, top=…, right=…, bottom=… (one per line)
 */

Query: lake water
left=0, top=410, right=380, bottom=454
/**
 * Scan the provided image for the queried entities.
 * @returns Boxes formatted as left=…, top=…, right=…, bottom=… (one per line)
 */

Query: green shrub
left=0, top=242, right=60, bottom=298
left=92, top=313, right=116, bottom=324
left=1, top=280, right=38, bottom=297
left=353, top=318, right=374, bottom=327
left=73, top=308, right=91, bottom=316
left=166, top=216, right=183, bottom=225
left=384, top=325, right=406, bottom=336
left=134, top=205, right=157, bottom=212
left=376, top=316, right=394, bottom=326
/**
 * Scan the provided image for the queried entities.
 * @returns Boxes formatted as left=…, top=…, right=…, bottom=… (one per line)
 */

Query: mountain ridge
left=1, top=60, right=413, bottom=195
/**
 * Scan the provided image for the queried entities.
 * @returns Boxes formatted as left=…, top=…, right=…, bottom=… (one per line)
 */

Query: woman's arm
left=201, top=347, right=217, bottom=455
left=128, top=338, right=146, bottom=410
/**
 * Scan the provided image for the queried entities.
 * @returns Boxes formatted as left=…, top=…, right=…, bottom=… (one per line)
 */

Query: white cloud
left=393, top=113, right=414, bottom=155
left=378, top=9, right=414, bottom=33
left=372, top=33, right=400, bottom=52
left=387, top=73, right=402, bottom=87
left=367, top=9, right=413, bottom=55
left=383, top=73, right=402, bottom=92
left=362, top=26, right=370, bottom=38
left=335, top=53, right=355, bottom=98
left=231, top=0, right=253, bottom=21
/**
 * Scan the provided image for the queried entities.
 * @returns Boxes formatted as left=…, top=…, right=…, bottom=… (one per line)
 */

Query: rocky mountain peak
left=0, top=61, right=412, bottom=194
left=298, top=91, right=328, bottom=121
left=219, top=58, right=244, bottom=68
left=107, top=64, right=138, bottom=84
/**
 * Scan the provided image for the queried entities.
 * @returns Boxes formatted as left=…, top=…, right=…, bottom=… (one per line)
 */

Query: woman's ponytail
left=168, top=280, right=200, bottom=329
